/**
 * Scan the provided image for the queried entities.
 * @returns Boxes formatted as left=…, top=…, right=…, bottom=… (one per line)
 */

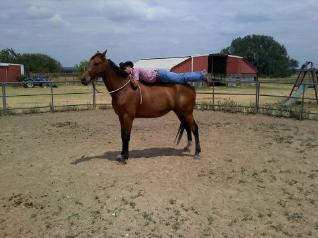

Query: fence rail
left=0, top=79, right=317, bottom=120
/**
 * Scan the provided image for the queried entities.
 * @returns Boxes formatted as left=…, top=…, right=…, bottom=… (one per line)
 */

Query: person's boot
left=202, top=69, right=208, bottom=84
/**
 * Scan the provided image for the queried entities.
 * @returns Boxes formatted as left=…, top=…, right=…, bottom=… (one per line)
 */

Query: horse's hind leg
left=175, top=115, right=193, bottom=152
left=192, top=120, right=201, bottom=159
left=184, top=125, right=192, bottom=152
left=184, top=114, right=201, bottom=159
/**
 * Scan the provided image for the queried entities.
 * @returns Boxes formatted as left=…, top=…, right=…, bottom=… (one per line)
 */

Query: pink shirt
left=131, top=68, right=157, bottom=83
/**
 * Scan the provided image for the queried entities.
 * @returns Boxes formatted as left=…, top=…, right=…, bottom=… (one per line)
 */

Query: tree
left=0, top=48, right=63, bottom=73
left=17, top=53, right=62, bottom=73
left=221, top=35, right=298, bottom=77
left=74, top=60, right=88, bottom=73
left=0, top=48, right=20, bottom=63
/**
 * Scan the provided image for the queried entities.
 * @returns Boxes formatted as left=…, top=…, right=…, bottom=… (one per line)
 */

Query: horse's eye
left=94, top=62, right=99, bottom=66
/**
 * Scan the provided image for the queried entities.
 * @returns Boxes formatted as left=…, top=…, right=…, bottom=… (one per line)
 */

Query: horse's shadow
left=71, top=147, right=192, bottom=165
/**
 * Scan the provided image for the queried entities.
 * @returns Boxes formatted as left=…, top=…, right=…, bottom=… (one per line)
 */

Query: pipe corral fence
left=1, top=79, right=318, bottom=120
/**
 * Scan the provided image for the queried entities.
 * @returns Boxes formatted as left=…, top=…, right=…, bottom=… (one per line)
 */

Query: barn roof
left=0, top=63, right=23, bottom=67
left=134, top=57, right=190, bottom=70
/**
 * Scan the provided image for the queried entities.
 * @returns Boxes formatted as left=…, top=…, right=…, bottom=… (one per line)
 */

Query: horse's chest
left=112, top=101, right=136, bottom=116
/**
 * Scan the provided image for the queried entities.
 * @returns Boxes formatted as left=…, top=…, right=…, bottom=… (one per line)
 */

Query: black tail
left=175, top=123, right=185, bottom=145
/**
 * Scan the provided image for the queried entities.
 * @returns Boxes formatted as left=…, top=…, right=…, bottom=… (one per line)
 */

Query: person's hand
left=130, top=79, right=138, bottom=89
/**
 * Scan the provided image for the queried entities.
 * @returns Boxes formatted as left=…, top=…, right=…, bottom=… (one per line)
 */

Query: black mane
left=108, top=60, right=129, bottom=78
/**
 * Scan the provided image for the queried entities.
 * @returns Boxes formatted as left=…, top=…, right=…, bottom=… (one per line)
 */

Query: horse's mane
left=90, top=53, right=128, bottom=78
left=108, top=60, right=129, bottom=78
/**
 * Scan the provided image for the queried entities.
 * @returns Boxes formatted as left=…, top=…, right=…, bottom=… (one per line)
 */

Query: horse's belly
left=135, top=101, right=172, bottom=118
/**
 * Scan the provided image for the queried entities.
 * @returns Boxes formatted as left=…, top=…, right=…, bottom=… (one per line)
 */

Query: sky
left=1, top=0, right=317, bottom=67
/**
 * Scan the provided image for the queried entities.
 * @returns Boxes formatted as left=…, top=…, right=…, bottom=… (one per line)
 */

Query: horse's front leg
left=118, top=114, right=133, bottom=163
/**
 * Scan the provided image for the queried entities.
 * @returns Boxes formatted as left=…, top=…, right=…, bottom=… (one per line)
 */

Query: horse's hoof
left=116, top=154, right=124, bottom=160
left=183, top=147, right=191, bottom=152
left=116, top=154, right=128, bottom=164
left=193, top=154, right=200, bottom=160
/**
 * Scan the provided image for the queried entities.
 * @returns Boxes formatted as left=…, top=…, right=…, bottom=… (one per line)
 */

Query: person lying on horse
left=119, top=61, right=208, bottom=88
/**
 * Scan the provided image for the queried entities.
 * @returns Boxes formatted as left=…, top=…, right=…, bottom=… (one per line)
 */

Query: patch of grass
left=241, top=214, right=253, bottom=222
left=207, top=215, right=214, bottom=225
left=228, top=217, right=238, bottom=226
left=90, top=210, right=102, bottom=224
left=190, top=206, right=199, bottom=215
left=278, top=199, right=287, bottom=208
left=142, top=212, right=156, bottom=225
left=271, top=223, right=283, bottom=232
left=121, top=197, right=129, bottom=205
left=285, top=212, right=305, bottom=222
left=129, top=201, right=136, bottom=209
left=172, top=221, right=181, bottom=231
left=197, top=169, right=215, bottom=178
left=130, top=190, right=144, bottom=199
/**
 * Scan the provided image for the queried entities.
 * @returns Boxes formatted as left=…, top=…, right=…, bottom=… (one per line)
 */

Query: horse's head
left=80, top=50, right=107, bottom=85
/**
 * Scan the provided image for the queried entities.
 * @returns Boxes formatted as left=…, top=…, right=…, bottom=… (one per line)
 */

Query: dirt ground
left=0, top=110, right=317, bottom=238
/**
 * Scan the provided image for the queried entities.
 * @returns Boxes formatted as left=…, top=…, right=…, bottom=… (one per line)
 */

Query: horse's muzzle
left=80, top=71, right=91, bottom=86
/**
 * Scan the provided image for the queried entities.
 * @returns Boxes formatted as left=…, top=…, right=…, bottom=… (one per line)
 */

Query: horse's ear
left=102, top=49, right=107, bottom=57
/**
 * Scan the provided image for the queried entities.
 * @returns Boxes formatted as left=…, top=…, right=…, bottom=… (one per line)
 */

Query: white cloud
left=99, top=0, right=171, bottom=22
left=49, top=14, right=70, bottom=27
left=26, top=5, right=52, bottom=19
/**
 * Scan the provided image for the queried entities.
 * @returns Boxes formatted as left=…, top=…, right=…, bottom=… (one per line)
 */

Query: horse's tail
left=175, top=123, right=184, bottom=145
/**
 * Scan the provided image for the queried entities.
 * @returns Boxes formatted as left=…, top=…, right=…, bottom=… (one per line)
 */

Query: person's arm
left=131, top=68, right=140, bottom=81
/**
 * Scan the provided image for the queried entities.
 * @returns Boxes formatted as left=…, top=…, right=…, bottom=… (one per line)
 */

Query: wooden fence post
left=50, top=86, right=55, bottom=112
left=256, top=80, right=260, bottom=112
left=2, top=83, right=7, bottom=114
left=92, top=82, right=96, bottom=110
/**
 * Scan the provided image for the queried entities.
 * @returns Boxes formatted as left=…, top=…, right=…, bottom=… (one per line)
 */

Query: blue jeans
left=156, top=69, right=204, bottom=84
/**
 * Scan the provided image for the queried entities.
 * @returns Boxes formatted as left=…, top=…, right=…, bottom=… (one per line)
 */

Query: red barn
left=0, top=63, right=25, bottom=82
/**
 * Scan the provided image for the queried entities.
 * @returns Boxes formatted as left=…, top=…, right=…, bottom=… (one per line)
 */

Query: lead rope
left=108, top=79, right=131, bottom=94
left=105, top=79, right=143, bottom=105
left=137, top=84, right=143, bottom=104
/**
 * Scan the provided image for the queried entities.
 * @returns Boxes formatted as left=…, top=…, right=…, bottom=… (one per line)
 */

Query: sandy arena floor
left=0, top=110, right=317, bottom=237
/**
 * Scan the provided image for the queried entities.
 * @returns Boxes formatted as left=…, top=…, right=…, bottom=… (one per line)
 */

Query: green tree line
left=0, top=48, right=62, bottom=73
left=221, top=34, right=298, bottom=77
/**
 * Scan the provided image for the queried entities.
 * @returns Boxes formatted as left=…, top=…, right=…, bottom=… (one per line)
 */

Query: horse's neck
left=102, top=63, right=128, bottom=92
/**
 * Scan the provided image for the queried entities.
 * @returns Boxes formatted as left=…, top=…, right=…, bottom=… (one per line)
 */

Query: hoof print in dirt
left=118, top=159, right=127, bottom=164
left=193, top=155, right=200, bottom=160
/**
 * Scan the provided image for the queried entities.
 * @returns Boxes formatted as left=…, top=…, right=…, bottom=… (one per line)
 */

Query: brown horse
left=80, top=50, right=201, bottom=163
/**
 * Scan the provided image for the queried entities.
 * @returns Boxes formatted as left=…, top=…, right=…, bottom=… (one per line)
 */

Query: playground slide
left=283, top=84, right=309, bottom=107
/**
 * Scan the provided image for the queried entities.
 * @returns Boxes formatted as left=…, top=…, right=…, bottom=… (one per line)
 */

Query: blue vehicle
left=23, top=77, right=57, bottom=88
